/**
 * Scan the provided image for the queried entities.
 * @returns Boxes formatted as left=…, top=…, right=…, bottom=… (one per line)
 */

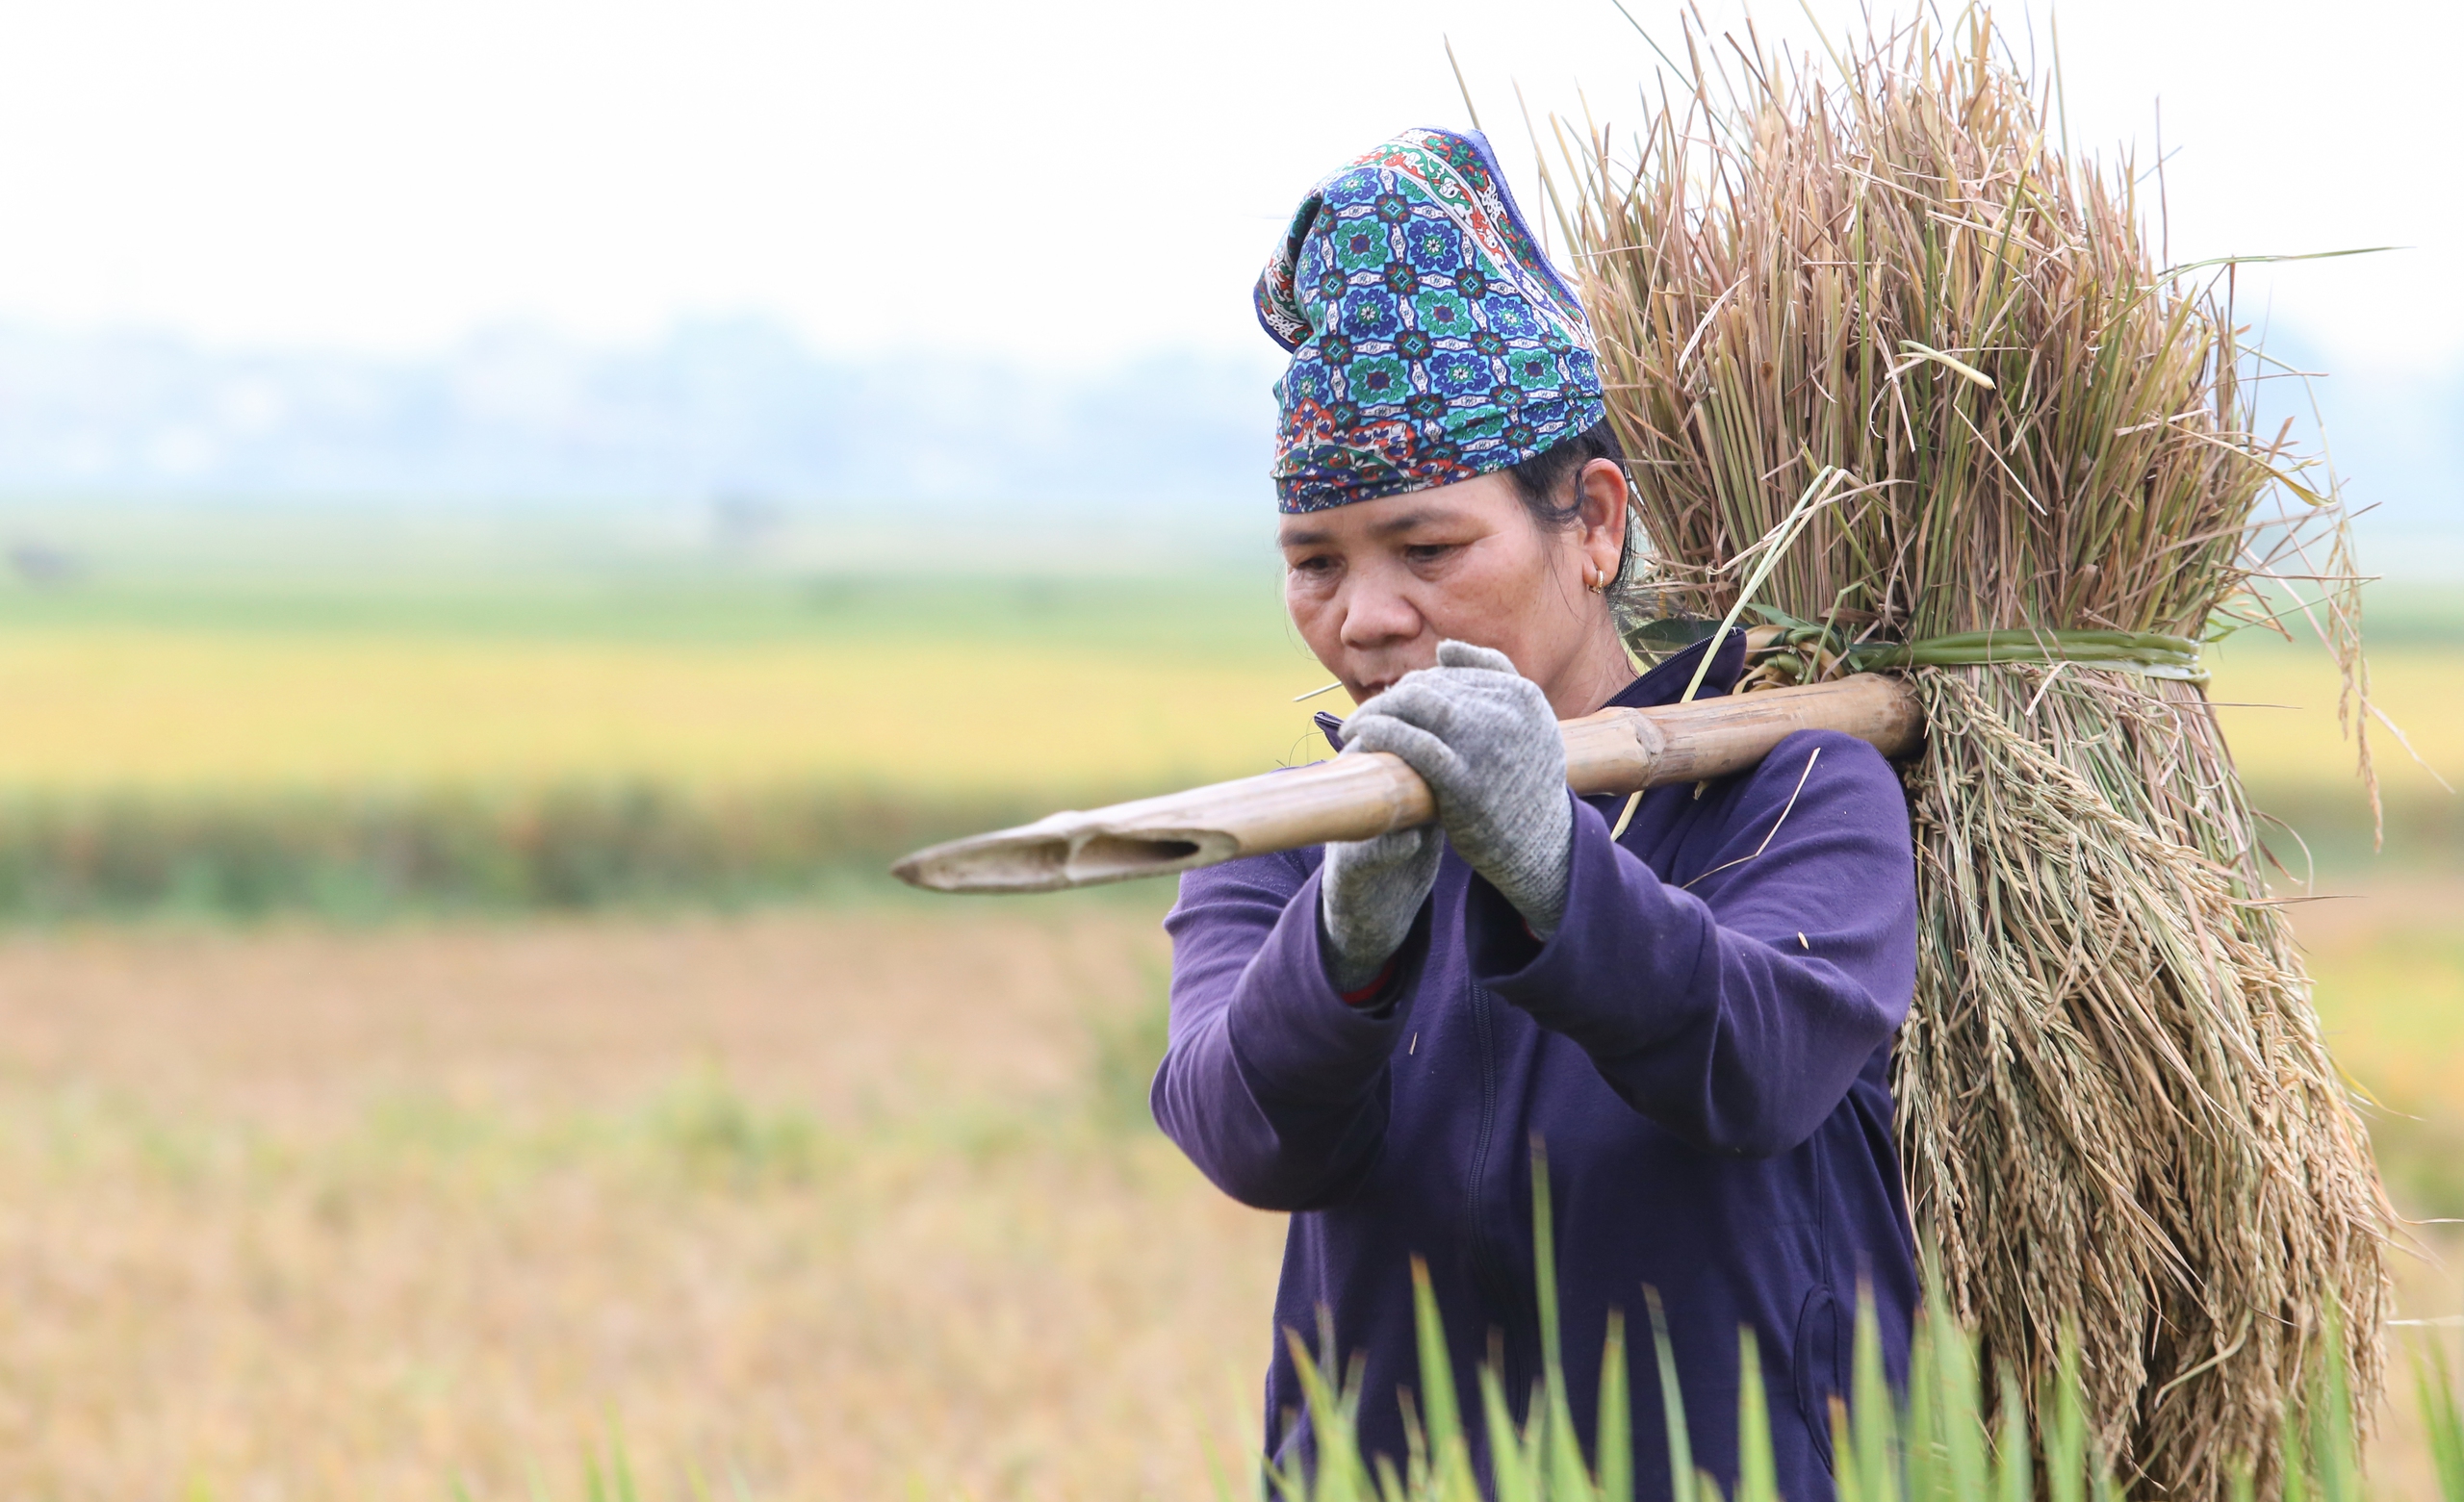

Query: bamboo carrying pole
left=891, top=674, right=1922, bottom=893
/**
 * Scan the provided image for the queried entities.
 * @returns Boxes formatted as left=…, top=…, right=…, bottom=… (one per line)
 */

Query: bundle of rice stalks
left=1546, top=11, right=2391, bottom=1497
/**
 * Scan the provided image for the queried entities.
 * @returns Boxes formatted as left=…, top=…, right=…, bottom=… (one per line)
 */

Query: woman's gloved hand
left=1340, top=640, right=1574, bottom=937
left=1319, top=822, right=1443, bottom=996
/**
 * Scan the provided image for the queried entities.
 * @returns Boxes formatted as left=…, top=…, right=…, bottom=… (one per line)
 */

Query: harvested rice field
left=0, top=891, right=2451, bottom=1500
left=0, top=898, right=1280, bottom=1500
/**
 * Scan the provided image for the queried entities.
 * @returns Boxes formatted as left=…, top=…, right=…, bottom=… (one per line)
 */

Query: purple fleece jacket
left=1153, top=632, right=1918, bottom=1499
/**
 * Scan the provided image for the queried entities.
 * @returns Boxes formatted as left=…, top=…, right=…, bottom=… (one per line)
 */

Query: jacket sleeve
left=1151, top=849, right=1430, bottom=1211
left=1464, top=728, right=1917, bottom=1158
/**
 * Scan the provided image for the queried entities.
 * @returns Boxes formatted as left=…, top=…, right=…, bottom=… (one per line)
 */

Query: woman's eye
left=1404, top=544, right=1456, bottom=565
left=1289, top=554, right=1338, bottom=576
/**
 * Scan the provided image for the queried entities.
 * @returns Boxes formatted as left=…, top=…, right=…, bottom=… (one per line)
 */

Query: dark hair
left=1502, top=418, right=1634, bottom=582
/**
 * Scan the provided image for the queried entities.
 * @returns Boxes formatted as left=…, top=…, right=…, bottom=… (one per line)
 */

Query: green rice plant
left=2424, top=1347, right=2464, bottom=1502
left=1541, top=11, right=2393, bottom=1494
left=1249, top=1151, right=2457, bottom=1502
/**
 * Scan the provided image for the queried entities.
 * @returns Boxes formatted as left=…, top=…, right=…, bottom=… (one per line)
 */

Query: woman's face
left=1278, top=458, right=1632, bottom=719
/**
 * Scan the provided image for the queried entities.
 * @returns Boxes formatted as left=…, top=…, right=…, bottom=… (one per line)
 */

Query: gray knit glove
left=1319, top=821, right=1443, bottom=995
left=1339, top=641, right=1574, bottom=937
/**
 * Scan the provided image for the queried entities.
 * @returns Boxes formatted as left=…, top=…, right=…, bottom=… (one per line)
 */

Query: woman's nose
left=1337, top=578, right=1422, bottom=649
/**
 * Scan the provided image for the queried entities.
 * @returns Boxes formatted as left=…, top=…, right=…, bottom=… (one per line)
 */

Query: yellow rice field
left=0, top=613, right=2446, bottom=803
left=2206, top=640, right=2463, bottom=802
left=0, top=628, right=1336, bottom=798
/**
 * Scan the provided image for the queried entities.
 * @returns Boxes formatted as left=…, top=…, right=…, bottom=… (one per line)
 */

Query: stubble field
left=0, top=900, right=1288, bottom=1500
left=0, top=893, right=2457, bottom=1499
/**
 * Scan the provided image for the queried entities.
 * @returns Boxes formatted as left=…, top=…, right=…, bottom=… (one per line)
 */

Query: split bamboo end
left=890, top=818, right=1240, bottom=894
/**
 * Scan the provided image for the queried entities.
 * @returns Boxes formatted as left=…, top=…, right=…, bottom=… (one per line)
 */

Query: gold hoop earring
left=1587, top=568, right=1610, bottom=595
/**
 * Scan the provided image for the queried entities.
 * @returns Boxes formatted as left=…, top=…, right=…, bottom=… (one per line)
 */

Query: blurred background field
left=0, top=505, right=2455, bottom=1497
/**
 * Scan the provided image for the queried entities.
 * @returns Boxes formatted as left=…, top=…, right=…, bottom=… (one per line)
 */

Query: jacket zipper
left=1462, top=981, right=1528, bottom=1412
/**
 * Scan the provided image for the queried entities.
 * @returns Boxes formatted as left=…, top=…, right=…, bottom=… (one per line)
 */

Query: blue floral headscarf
left=1255, top=127, right=1606, bottom=514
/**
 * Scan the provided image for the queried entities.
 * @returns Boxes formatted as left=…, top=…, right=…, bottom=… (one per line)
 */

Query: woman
left=1153, top=127, right=1918, bottom=1499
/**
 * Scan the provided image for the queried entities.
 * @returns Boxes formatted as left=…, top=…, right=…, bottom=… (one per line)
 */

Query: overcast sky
left=0, top=0, right=2449, bottom=376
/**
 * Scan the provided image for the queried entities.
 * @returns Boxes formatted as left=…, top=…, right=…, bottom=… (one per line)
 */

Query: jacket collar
left=1604, top=626, right=1749, bottom=710
left=1312, top=628, right=1750, bottom=749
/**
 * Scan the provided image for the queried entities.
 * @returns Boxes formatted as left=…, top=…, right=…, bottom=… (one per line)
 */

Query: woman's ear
left=1576, top=457, right=1628, bottom=586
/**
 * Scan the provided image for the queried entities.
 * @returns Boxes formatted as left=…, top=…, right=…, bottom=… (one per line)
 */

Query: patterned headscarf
left=1256, top=127, right=1605, bottom=514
